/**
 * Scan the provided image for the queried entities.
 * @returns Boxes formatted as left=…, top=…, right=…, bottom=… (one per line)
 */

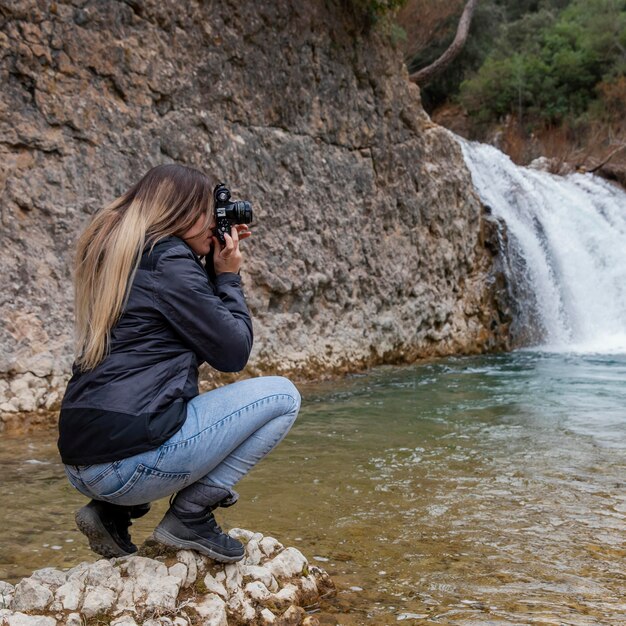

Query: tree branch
left=409, top=0, right=479, bottom=87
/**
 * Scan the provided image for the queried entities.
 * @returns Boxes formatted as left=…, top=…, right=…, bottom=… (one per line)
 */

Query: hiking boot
left=153, top=507, right=244, bottom=562
left=75, top=500, right=150, bottom=557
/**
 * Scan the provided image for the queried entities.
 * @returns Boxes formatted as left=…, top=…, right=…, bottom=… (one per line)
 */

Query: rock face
left=0, top=529, right=334, bottom=626
left=0, top=0, right=511, bottom=426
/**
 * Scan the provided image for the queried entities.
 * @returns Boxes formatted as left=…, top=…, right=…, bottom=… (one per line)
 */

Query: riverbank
left=0, top=533, right=334, bottom=626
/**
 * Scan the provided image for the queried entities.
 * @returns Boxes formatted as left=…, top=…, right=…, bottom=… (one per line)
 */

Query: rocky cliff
left=0, top=0, right=511, bottom=427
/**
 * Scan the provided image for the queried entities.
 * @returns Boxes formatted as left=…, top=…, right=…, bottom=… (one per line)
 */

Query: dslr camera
left=213, top=183, right=253, bottom=244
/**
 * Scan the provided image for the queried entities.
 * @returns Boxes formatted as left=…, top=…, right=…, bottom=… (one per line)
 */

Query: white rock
left=203, top=572, right=227, bottom=599
left=65, top=612, right=82, bottom=626
left=214, top=570, right=226, bottom=584
left=84, top=560, right=122, bottom=592
left=142, top=576, right=181, bottom=611
left=241, top=565, right=275, bottom=589
left=175, top=551, right=197, bottom=587
left=167, top=563, right=187, bottom=587
left=114, top=579, right=135, bottom=614
left=81, top=585, right=117, bottom=617
left=122, top=557, right=167, bottom=580
left=259, top=537, right=283, bottom=558
left=266, top=548, right=308, bottom=579
left=11, top=579, right=53, bottom=612
left=243, top=539, right=263, bottom=566
left=244, top=581, right=271, bottom=602
left=6, top=613, right=56, bottom=626
left=194, top=553, right=211, bottom=575
left=110, top=616, right=138, bottom=626
left=273, top=583, right=299, bottom=605
left=259, top=608, right=276, bottom=625
left=172, top=618, right=188, bottom=626
left=190, top=593, right=227, bottom=626
left=54, top=579, right=83, bottom=611
left=65, top=563, right=90, bottom=584
left=223, top=563, right=243, bottom=593
left=226, top=590, right=256, bottom=623
left=281, top=606, right=306, bottom=623
left=228, top=528, right=255, bottom=544
left=300, top=575, right=318, bottom=595
left=0, top=582, right=15, bottom=609
left=31, top=569, right=67, bottom=591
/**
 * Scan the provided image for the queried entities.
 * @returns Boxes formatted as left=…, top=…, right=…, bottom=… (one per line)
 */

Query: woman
left=58, top=164, right=301, bottom=563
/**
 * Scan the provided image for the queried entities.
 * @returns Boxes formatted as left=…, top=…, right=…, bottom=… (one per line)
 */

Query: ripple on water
left=1, top=353, right=625, bottom=625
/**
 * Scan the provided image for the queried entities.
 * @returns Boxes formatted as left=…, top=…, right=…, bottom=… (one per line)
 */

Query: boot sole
left=75, top=506, right=134, bottom=558
left=153, top=527, right=244, bottom=563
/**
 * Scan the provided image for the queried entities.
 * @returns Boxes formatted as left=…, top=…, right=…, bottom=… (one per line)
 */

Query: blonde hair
left=74, top=164, right=215, bottom=371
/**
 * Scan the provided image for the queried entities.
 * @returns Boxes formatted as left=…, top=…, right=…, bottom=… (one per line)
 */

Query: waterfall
left=459, top=139, right=626, bottom=354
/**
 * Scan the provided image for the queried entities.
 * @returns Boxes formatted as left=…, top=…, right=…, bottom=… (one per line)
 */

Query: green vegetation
left=460, top=0, right=626, bottom=125
left=403, top=0, right=626, bottom=131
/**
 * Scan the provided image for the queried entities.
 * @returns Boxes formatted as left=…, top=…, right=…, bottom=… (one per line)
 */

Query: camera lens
left=233, top=201, right=253, bottom=224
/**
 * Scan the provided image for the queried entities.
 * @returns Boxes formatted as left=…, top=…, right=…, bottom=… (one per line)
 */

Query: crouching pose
left=58, top=164, right=300, bottom=562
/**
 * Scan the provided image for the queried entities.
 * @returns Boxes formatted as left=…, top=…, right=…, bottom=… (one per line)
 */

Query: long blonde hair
left=74, top=164, right=215, bottom=371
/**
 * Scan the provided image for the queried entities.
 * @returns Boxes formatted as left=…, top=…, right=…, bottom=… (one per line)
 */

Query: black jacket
left=58, top=236, right=253, bottom=465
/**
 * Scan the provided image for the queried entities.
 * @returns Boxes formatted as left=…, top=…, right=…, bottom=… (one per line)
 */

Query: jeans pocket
left=98, top=464, right=191, bottom=506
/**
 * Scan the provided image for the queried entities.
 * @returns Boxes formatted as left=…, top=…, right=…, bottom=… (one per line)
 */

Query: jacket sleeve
left=152, top=246, right=253, bottom=372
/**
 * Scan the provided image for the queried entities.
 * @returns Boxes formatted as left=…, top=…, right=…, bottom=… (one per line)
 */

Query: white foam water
left=459, top=139, right=626, bottom=354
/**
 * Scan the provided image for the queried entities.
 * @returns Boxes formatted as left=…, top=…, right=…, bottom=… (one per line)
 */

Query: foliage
left=459, top=0, right=626, bottom=125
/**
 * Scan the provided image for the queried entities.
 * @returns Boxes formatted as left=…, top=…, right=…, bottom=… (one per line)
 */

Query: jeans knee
left=269, top=376, right=301, bottom=416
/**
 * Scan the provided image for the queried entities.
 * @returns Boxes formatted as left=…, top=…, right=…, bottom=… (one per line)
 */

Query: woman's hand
left=212, top=224, right=251, bottom=275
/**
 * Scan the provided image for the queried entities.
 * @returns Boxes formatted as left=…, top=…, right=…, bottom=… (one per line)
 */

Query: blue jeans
left=64, top=376, right=301, bottom=508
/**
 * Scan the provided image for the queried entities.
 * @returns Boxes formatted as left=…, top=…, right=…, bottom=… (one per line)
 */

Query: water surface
left=1, top=352, right=625, bottom=624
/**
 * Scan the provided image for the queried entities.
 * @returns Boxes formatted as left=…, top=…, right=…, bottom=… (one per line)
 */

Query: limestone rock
left=259, top=537, right=284, bottom=558
left=64, top=613, right=81, bottom=626
left=6, top=614, right=56, bottom=626
left=260, top=608, right=277, bottom=624
left=266, top=548, right=308, bottom=579
left=1, top=531, right=333, bottom=626
left=110, top=615, right=138, bottom=626
left=0, top=582, right=14, bottom=609
left=52, top=580, right=83, bottom=611
left=30, top=570, right=66, bottom=592
left=0, top=0, right=511, bottom=425
left=190, top=593, right=228, bottom=626
left=81, top=586, right=117, bottom=618
left=175, top=551, right=197, bottom=588
left=244, top=580, right=271, bottom=602
left=11, top=579, right=53, bottom=612
left=203, top=572, right=227, bottom=599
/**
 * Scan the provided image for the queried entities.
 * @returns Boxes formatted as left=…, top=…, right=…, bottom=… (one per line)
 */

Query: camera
left=213, top=183, right=253, bottom=244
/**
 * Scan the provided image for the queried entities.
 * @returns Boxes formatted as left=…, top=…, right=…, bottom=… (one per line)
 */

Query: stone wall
left=0, top=0, right=511, bottom=426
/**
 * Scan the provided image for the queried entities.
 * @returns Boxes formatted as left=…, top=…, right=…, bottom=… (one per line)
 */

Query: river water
left=2, top=351, right=625, bottom=625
